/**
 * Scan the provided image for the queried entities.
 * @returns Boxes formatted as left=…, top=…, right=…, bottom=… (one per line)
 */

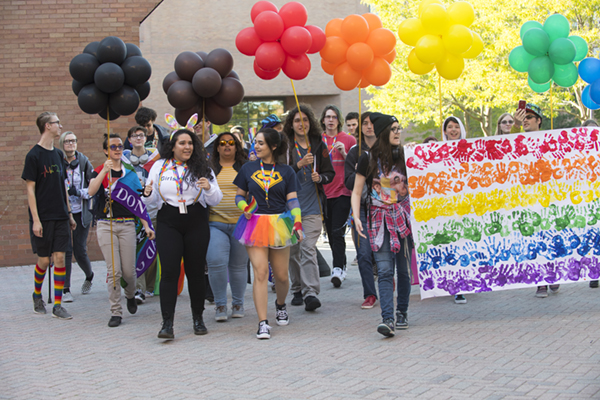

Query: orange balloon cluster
left=398, top=0, right=483, bottom=80
left=320, top=13, right=397, bottom=91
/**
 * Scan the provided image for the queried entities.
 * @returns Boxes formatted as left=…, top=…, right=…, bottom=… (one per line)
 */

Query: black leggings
left=156, top=203, right=209, bottom=320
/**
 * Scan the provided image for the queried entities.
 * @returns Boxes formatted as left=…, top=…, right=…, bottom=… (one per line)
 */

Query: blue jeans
left=372, top=224, right=412, bottom=319
left=65, top=212, right=93, bottom=288
left=206, top=221, right=248, bottom=307
left=353, top=204, right=377, bottom=299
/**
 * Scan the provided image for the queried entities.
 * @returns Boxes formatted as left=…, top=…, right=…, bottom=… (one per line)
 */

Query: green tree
left=364, top=0, right=600, bottom=138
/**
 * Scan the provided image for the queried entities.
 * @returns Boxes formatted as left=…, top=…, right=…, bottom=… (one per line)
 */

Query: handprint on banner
left=462, top=217, right=482, bottom=242
left=484, top=212, right=504, bottom=236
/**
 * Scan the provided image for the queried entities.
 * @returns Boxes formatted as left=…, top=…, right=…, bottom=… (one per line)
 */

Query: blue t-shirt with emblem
left=233, top=160, right=299, bottom=214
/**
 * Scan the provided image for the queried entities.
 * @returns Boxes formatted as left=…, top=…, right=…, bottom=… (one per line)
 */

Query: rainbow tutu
left=233, top=211, right=302, bottom=248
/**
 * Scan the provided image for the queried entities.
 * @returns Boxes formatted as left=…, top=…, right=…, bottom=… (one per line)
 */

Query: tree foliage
left=363, top=0, right=600, bottom=138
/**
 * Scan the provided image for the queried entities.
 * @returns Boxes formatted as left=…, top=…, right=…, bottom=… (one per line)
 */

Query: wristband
left=235, top=195, right=248, bottom=212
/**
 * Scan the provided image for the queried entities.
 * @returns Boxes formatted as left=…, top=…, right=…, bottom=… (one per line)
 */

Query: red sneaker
left=361, top=295, right=377, bottom=309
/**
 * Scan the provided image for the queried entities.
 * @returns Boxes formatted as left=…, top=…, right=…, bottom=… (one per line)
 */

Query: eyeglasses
left=109, top=145, right=124, bottom=151
left=324, top=115, right=338, bottom=120
left=48, top=120, right=61, bottom=125
left=219, top=139, right=236, bottom=146
left=524, top=115, right=537, bottom=120
left=131, top=134, right=145, bottom=139
left=64, top=139, right=77, bottom=144
left=500, top=120, right=514, bottom=125
left=391, top=127, right=400, bottom=133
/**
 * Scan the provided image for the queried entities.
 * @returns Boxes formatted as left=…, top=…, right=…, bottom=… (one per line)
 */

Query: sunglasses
left=109, top=144, right=124, bottom=151
left=500, top=120, right=514, bottom=125
left=525, top=115, right=537, bottom=120
left=219, top=139, right=236, bottom=146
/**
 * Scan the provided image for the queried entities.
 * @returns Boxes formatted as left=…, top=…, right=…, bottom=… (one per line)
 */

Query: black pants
left=325, top=195, right=351, bottom=269
left=156, top=203, right=209, bottom=320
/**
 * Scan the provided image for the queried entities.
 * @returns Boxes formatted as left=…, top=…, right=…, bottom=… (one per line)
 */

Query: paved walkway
left=2, top=239, right=599, bottom=399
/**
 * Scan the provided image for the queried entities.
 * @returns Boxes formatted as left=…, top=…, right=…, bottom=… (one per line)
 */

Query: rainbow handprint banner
left=405, top=127, right=600, bottom=299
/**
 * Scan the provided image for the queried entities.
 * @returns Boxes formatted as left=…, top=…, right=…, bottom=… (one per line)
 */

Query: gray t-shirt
left=293, top=145, right=321, bottom=216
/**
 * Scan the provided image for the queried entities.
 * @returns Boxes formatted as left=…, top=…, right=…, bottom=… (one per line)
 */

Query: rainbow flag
left=406, top=126, right=600, bottom=299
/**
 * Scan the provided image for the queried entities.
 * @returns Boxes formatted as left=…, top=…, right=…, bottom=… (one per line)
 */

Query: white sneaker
left=341, top=268, right=347, bottom=280
left=331, top=267, right=343, bottom=288
left=62, top=291, right=74, bottom=303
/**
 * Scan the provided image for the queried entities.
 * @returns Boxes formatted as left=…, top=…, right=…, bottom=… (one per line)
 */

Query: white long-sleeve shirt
left=144, top=159, right=222, bottom=211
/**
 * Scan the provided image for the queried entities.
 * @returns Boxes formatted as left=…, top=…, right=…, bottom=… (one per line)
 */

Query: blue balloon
left=579, top=58, right=600, bottom=84
left=590, top=80, right=600, bottom=105
left=582, top=85, right=600, bottom=110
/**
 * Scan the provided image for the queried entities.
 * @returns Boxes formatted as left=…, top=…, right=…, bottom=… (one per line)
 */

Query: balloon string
left=550, top=84, right=554, bottom=130
left=357, top=87, right=362, bottom=248
left=290, top=78, right=323, bottom=221
left=202, top=101, right=206, bottom=144
left=439, top=75, right=443, bottom=140
left=106, top=107, right=116, bottom=290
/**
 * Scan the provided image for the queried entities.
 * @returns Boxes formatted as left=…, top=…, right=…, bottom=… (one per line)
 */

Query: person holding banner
left=88, top=133, right=155, bottom=328
left=144, top=129, right=222, bottom=340
left=351, top=113, right=412, bottom=338
left=123, top=125, right=157, bottom=303
left=206, top=132, right=249, bottom=322
left=442, top=116, right=469, bottom=304
left=232, top=128, right=302, bottom=340
left=283, top=104, right=335, bottom=312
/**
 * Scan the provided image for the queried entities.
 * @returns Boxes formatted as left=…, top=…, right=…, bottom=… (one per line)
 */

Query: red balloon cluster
left=320, top=14, right=397, bottom=91
left=235, top=1, right=326, bottom=80
left=162, top=49, right=244, bottom=126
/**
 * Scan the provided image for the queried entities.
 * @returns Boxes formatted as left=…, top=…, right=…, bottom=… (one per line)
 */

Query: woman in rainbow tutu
left=233, top=128, right=303, bottom=339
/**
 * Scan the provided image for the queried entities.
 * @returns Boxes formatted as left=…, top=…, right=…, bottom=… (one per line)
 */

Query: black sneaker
left=108, top=316, right=122, bottom=327
left=291, top=291, right=303, bottom=306
left=127, top=297, right=138, bottom=314
left=135, top=289, right=145, bottom=304
left=275, top=301, right=289, bottom=326
left=256, top=320, right=271, bottom=339
left=396, top=311, right=408, bottom=330
left=33, top=294, right=46, bottom=314
left=377, top=318, right=396, bottom=337
left=590, top=280, right=599, bottom=288
left=304, top=295, right=321, bottom=312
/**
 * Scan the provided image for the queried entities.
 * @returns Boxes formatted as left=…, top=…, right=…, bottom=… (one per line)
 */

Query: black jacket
left=344, top=140, right=370, bottom=203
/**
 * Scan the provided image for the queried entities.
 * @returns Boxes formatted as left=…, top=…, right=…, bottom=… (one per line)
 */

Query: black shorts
left=29, top=219, right=70, bottom=257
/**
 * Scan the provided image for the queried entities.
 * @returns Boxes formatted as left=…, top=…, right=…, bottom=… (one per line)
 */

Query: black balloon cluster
left=163, top=48, right=244, bottom=126
left=69, top=36, right=152, bottom=121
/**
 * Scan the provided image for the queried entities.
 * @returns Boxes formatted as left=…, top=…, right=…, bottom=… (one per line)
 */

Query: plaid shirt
left=368, top=198, right=411, bottom=253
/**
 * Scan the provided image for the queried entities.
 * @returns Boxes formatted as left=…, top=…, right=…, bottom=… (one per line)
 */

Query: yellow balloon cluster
left=398, top=0, right=483, bottom=80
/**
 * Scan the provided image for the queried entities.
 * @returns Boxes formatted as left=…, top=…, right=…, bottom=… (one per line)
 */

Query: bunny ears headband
left=165, top=113, right=198, bottom=141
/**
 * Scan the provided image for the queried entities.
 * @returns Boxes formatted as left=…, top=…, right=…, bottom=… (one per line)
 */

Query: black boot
left=158, top=314, right=174, bottom=340
left=192, top=309, right=207, bottom=335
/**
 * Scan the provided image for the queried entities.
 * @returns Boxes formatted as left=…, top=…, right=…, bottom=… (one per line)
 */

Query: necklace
left=260, top=160, right=275, bottom=208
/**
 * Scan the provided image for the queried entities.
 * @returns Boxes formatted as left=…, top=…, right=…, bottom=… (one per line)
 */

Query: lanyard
left=294, top=140, right=311, bottom=176
left=157, top=160, right=202, bottom=205
left=260, top=160, right=275, bottom=207
left=322, top=133, right=337, bottom=159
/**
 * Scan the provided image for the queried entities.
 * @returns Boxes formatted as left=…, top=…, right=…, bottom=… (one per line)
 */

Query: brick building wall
left=0, top=0, right=163, bottom=266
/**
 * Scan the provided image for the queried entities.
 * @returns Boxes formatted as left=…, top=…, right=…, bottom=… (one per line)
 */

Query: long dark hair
left=319, top=104, right=343, bottom=132
left=160, top=129, right=211, bottom=182
left=258, top=127, right=288, bottom=161
left=211, top=131, right=247, bottom=171
left=282, top=104, right=322, bottom=142
left=366, top=125, right=407, bottom=180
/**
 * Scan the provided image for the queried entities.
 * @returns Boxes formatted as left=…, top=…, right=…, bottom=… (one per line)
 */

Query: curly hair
left=282, top=103, right=322, bottom=142
left=160, top=129, right=211, bottom=182
left=134, top=107, right=157, bottom=127
left=211, top=131, right=248, bottom=170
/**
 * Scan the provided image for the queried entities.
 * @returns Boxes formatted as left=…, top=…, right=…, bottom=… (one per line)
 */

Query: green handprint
left=462, top=217, right=482, bottom=242
left=484, top=212, right=503, bottom=236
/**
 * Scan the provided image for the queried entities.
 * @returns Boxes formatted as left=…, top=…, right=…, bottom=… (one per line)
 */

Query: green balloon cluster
left=508, top=14, right=588, bottom=92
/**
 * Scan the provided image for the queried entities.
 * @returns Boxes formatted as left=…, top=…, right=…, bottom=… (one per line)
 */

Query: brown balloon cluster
left=162, top=49, right=244, bottom=126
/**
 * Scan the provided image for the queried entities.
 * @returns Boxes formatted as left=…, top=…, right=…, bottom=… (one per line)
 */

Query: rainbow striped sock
left=53, top=266, right=66, bottom=306
left=33, top=264, right=46, bottom=298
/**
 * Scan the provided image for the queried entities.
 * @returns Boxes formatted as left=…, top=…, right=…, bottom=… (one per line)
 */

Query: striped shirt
left=209, top=166, right=242, bottom=224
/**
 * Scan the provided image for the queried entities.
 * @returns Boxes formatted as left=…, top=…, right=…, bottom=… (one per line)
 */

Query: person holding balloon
left=319, top=105, right=356, bottom=288
left=232, top=128, right=302, bottom=339
left=351, top=113, right=413, bottom=338
left=283, top=104, right=335, bottom=312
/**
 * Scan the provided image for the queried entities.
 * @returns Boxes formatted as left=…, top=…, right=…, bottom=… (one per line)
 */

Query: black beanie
left=369, top=112, right=398, bottom=138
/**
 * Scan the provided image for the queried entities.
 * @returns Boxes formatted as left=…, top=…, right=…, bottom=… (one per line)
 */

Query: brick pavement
left=1, top=239, right=599, bottom=399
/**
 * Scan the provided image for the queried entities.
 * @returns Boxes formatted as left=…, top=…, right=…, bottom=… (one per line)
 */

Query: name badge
left=178, top=199, right=187, bottom=214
